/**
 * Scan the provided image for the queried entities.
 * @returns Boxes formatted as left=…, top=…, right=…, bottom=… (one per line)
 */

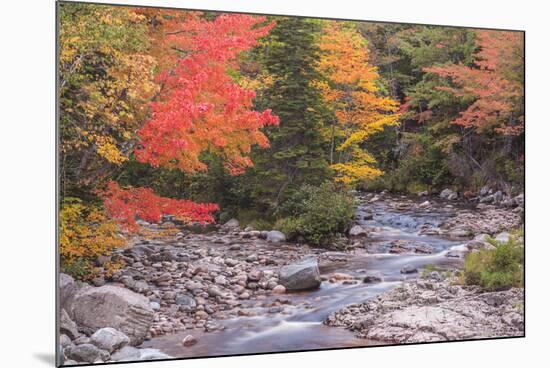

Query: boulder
left=175, top=294, right=197, bottom=312
left=266, top=230, right=286, bottom=243
left=419, top=200, right=431, bottom=208
left=514, top=193, right=524, bottom=206
left=480, top=185, right=492, bottom=196
left=182, top=334, right=198, bottom=347
left=495, top=232, right=511, bottom=243
left=60, top=308, right=79, bottom=339
left=59, top=273, right=76, bottom=309
left=90, top=327, right=130, bottom=353
left=272, top=285, right=286, bottom=294
left=400, top=264, right=418, bottom=274
left=349, top=225, right=368, bottom=237
left=279, top=257, right=322, bottom=291
left=138, top=348, right=172, bottom=361
left=70, top=285, right=154, bottom=345
left=65, top=343, right=101, bottom=363
left=440, top=189, right=457, bottom=200
left=466, top=240, right=495, bottom=252
left=363, top=275, right=382, bottom=284
left=224, top=218, right=240, bottom=228
left=111, top=346, right=141, bottom=362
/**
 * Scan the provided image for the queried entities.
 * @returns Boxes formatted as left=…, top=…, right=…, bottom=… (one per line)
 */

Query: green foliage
left=464, top=235, right=524, bottom=291
left=274, top=182, right=354, bottom=246
left=249, top=17, right=331, bottom=209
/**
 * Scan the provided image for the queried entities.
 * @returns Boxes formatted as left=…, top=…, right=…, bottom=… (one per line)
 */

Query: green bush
left=274, top=182, right=354, bottom=246
left=463, top=234, right=524, bottom=291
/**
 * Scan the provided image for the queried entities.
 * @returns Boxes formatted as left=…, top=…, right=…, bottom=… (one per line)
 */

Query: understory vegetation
left=463, top=230, right=524, bottom=291
left=274, top=182, right=355, bottom=246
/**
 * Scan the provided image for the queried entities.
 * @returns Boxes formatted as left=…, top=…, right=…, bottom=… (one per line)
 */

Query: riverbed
left=140, top=193, right=473, bottom=357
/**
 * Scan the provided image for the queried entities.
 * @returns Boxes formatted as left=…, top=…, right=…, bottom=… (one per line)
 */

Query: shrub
left=463, top=233, right=524, bottom=291
left=274, top=182, right=354, bottom=246
left=60, top=198, right=126, bottom=280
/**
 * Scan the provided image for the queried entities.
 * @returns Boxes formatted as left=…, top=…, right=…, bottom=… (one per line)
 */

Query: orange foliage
left=134, top=12, right=279, bottom=175
left=425, top=31, right=524, bottom=135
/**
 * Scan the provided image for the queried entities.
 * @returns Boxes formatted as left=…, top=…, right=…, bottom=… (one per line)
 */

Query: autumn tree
left=100, top=11, right=279, bottom=229
left=316, top=21, right=400, bottom=185
left=424, top=30, right=524, bottom=136
left=59, top=3, right=157, bottom=198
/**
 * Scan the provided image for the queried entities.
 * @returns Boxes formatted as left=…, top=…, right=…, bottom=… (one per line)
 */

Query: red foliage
left=425, top=30, right=524, bottom=135
left=100, top=181, right=219, bottom=231
left=135, top=13, right=279, bottom=175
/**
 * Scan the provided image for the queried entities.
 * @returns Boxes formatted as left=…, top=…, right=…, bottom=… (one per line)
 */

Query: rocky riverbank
left=325, top=275, right=524, bottom=343
left=58, top=190, right=524, bottom=364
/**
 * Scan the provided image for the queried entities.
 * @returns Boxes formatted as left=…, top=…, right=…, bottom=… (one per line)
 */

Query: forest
left=56, top=3, right=526, bottom=364
left=59, top=3, right=524, bottom=279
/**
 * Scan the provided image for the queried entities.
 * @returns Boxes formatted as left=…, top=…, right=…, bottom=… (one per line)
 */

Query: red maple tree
left=102, top=12, right=278, bottom=230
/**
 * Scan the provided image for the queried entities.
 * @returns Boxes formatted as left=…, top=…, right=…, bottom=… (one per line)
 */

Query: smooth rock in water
left=363, top=275, right=382, bottom=283
left=138, top=348, right=172, bottom=361
left=182, top=334, right=198, bottom=347
left=70, top=285, right=154, bottom=345
left=279, top=257, right=322, bottom=290
left=267, top=230, right=286, bottom=243
left=349, top=225, right=368, bottom=237
left=400, top=264, right=418, bottom=274
left=91, top=327, right=130, bottom=353
left=65, top=343, right=101, bottom=363
left=111, top=346, right=141, bottom=362
left=224, top=218, right=240, bottom=228
left=60, top=308, right=79, bottom=340
left=272, top=285, right=286, bottom=294
left=495, top=232, right=511, bottom=243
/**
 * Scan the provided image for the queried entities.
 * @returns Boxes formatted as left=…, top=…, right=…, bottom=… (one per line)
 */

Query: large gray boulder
left=65, top=343, right=102, bottom=363
left=279, top=257, right=321, bottom=291
left=267, top=230, right=286, bottom=243
left=70, top=285, right=154, bottom=345
left=59, top=273, right=76, bottom=309
left=60, top=308, right=79, bottom=339
left=91, top=327, right=130, bottom=353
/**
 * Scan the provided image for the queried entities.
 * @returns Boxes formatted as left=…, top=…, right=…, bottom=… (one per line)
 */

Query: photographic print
left=57, top=1, right=525, bottom=365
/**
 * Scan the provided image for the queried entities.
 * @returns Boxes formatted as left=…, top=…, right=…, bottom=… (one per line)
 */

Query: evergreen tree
left=250, top=17, right=331, bottom=209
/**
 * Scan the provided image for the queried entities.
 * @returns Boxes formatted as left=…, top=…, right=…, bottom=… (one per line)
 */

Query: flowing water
left=142, top=196, right=467, bottom=357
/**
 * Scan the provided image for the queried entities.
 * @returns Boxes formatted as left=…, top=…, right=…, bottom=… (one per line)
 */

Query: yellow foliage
left=317, top=21, right=401, bottom=185
left=60, top=198, right=126, bottom=280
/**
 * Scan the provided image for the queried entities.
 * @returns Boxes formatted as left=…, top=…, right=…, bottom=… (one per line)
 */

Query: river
left=141, top=194, right=467, bottom=357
